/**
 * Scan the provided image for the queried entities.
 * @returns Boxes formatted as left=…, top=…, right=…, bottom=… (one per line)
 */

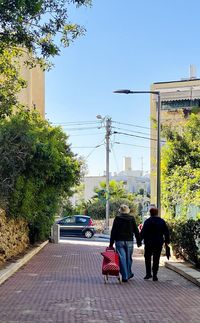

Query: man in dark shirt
left=140, top=207, right=170, bottom=281
left=109, top=204, right=141, bottom=282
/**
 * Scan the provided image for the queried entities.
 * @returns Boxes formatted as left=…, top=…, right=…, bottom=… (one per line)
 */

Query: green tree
left=0, top=48, right=26, bottom=118
left=93, top=180, right=127, bottom=201
left=161, top=114, right=200, bottom=219
left=0, top=110, right=81, bottom=240
left=0, top=0, right=91, bottom=67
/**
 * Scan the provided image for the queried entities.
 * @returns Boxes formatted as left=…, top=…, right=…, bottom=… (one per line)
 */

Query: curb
left=0, top=240, right=48, bottom=286
left=165, top=261, right=200, bottom=287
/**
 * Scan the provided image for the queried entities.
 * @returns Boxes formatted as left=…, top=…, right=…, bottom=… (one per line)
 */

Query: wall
left=0, top=209, right=29, bottom=264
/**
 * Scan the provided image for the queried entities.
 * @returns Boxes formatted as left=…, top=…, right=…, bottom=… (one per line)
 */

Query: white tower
left=123, top=157, right=132, bottom=172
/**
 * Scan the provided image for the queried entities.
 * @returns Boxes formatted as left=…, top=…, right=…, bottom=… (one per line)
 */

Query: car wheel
left=84, top=230, right=93, bottom=239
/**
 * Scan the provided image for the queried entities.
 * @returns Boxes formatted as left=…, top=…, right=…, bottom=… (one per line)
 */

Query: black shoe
left=122, top=279, right=128, bottom=282
left=144, top=275, right=152, bottom=280
left=128, top=273, right=134, bottom=280
left=153, top=276, right=158, bottom=281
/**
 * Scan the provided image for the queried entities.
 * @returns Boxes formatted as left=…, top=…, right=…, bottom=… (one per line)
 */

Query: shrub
left=0, top=111, right=81, bottom=242
left=168, top=219, right=200, bottom=268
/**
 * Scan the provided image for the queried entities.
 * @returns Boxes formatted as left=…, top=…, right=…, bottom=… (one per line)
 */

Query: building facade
left=17, top=54, right=45, bottom=118
left=150, top=74, right=200, bottom=204
left=83, top=157, right=150, bottom=202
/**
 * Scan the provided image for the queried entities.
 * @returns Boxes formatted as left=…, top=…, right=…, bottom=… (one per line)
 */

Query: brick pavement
left=0, top=242, right=200, bottom=323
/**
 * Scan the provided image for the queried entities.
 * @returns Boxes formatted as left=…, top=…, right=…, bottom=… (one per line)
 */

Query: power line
left=61, top=126, right=100, bottom=131
left=52, top=121, right=99, bottom=126
left=113, top=130, right=157, bottom=141
left=69, top=132, right=104, bottom=137
left=113, top=120, right=150, bottom=130
left=112, top=126, right=150, bottom=137
left=114, top=141, right=156, bottom=149
left=71, top=146, right=102, bottom=148
left=85, top=140, right=105, bottom=159
left=110, top=145, right=120, bottom=173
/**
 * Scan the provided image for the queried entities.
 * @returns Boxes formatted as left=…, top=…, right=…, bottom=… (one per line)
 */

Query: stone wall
left=0, top=209, right=29, bottom=263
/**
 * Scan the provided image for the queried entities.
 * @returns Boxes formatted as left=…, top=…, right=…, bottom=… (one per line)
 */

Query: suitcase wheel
left=118, top=274, right=122, bottom=284
left=104, top=275, right=108, bottom=284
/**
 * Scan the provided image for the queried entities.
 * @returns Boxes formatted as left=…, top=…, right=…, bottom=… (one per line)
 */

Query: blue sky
left=46, top=0, right=200, bottom=175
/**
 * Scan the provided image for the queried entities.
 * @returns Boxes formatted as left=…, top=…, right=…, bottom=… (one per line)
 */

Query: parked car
left=56, top=215, right=96, bottom=238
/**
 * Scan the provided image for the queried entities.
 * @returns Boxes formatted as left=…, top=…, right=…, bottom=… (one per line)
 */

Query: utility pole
left=96, top=115, right=112, bottom=234
left=105, top=117, right=112, bottom=234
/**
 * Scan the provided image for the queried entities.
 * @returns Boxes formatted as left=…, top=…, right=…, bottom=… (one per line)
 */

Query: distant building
left=84, top=175, right=106, bottom=201
left=150, top=66, right=200, bottom=204
left=83, top=157, right=150, bottom=201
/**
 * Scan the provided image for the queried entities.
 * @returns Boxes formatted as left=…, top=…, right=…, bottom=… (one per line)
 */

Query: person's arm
left=140, top=220, right=147, bottom=242
left=132, top=218, right=141, bottom=247
left=109, top=218, right=117, bottom=247
left=163, top=221, right=170, bottom=245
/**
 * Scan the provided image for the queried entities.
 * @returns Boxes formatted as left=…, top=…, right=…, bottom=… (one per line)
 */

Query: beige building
left=17, top=54, right=45, bottom=118
left=150, top=72, right=200, bottom=204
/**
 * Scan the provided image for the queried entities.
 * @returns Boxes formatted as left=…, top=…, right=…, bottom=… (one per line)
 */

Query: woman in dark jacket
left=140, top=207, right=170, bottom=281
left=109, top=204, right=141, bottom=282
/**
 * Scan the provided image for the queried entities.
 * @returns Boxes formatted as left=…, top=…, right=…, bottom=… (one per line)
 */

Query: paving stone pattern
left=0, top=243, right=200, bottom=323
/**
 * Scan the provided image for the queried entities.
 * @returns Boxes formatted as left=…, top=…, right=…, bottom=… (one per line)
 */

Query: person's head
left=129, top=206, right=136, bottom=215
left=119, top=204, right=130, bottom=214
left=150, top=207, right=158, bottom=216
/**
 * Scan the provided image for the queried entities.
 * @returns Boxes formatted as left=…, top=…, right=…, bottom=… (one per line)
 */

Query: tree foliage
left=0, top=48, right=26, bottom=118
left=0, top=0, right=91, bottom=67
left=93, top=180, right=128, bottom=200
left=168, top=218, right=200, bottom=268
left=161, top=114, right=200, bottom=219
left=0, top=110, right=81, bottom=240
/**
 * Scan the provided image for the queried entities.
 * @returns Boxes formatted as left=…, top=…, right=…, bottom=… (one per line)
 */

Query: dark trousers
left=144, top=244, right=163, bottom=276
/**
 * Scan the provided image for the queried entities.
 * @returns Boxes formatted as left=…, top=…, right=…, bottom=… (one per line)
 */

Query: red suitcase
left=101, top=247, right=122, bottom=283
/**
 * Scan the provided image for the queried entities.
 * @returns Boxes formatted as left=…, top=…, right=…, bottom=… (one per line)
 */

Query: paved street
left=0, top=241, right=200, bottom=323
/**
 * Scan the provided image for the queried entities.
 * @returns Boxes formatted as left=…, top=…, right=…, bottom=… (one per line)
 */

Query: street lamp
left=96, top=115, right=112, bottom=233
left=113, top=89, right=161, bottom=216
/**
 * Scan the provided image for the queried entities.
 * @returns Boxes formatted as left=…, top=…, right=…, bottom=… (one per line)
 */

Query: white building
left=83, top=157, right=150, bottom=201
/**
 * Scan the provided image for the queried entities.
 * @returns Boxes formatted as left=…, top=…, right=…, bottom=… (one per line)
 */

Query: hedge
left=168, top=219, right=200, bottom=268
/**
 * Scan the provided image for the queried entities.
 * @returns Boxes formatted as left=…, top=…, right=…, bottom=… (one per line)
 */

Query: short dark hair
left=150, top=207, right=158, bottom=216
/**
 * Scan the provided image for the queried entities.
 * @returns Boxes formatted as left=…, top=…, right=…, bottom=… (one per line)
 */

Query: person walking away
left=140, top=207, right=170, bottom=281
left=109, top=204, right=141, bottom=282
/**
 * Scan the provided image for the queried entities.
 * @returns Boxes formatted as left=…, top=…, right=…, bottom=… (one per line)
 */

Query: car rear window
left=76, top=217, right=88, bottom=224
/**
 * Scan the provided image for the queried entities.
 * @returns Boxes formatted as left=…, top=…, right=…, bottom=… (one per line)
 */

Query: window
left=76, top=217, right=88, bottom=224
left=61, top=217, right=75, bottom=224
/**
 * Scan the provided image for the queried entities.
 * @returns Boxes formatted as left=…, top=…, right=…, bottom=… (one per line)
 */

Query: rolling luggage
left=101, top=247, right=122, bottom=283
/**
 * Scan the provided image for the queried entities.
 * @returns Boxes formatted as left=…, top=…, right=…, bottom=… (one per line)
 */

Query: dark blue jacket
left=110, top=213, right=141, bottom=247
left=140, top=216, right=170, bottom=246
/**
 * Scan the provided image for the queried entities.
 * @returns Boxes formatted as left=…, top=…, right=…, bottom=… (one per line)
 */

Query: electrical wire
left=71, top=146, right=100, bottom=148
left=69, top=132, right=104, bottom=137
left=110, top=144, right=120, bottom=173
left=112, top=126, right=151, bottom=137
left=114, top=141, right=156, bottom=149
left=51, top=121, right=99, bottom=125
left=113, top=130, right=157, bottom=141
left=61, top=126, right=101, bottom=131
left=85, top=140, right=105, bottom=159
left=112, top=120, right=150, bottom=130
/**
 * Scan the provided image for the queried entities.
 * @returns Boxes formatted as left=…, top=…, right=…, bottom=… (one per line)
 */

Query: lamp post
left=113, top=89, right=161, bottom=216
left=96, top=115, right=112, bottom=233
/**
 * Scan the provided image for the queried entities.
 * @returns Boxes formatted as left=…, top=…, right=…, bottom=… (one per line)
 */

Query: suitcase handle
left=106, top=246, right=115, bottom=252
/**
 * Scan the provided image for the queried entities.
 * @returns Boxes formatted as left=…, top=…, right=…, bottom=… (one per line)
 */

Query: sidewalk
left=1, top=239, right=200, bottom=288
left=0, top=240, right=199, bottom=323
